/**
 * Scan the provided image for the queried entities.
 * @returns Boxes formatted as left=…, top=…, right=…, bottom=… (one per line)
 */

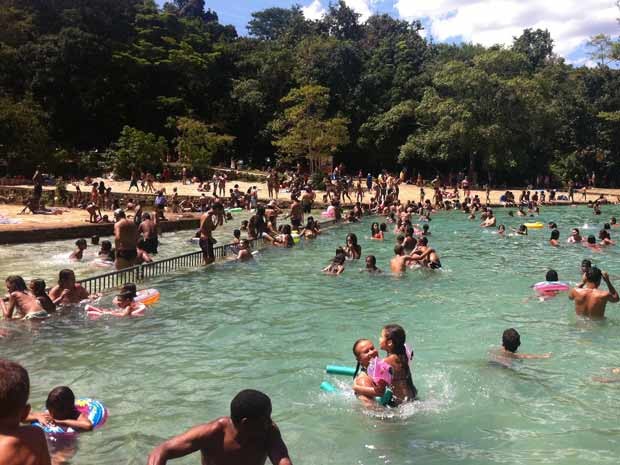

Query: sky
left=167, top=0, right=620, bottom=66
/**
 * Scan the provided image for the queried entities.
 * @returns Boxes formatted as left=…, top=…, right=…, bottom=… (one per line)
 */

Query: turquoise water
left=3, top=206, right=620, bottom=465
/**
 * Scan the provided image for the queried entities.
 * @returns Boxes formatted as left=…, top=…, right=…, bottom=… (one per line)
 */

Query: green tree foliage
left=174, top=117, right=235, bottom=175
left=271, top=85, right=350, bottom=172
left=1, top=0, right=620, bottom=186
left=111, top=126, right=167, bottom=178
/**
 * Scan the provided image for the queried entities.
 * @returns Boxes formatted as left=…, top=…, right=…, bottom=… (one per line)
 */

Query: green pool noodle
left=326, top=365, right=357, bottom=376
left=320, top=381, right=337, bottom=392
left=375, top=388, right=393, bottom=406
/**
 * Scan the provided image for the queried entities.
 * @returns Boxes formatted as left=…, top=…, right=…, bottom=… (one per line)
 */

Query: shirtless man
left=390, top=245, right=418, bottom=273
left=0, top=359, right=51, bottom=465
left=199, top=209, right=218, bottom=265
left=300, top=188, right=315, bottom=214
left=287, top=197, right=303, bottom=231
left=410, top=237, right=442, bottom=269
left=49, top=269, right=90, bottom=305
left=138, top=213, right=159, bottom=254
left=114, top=209, right=139, bottom=270
left=147, top=389, right=292, bottom=465
left=480, top=210, right=496, bottom=227
left=568, top=267, right=619, bottom=319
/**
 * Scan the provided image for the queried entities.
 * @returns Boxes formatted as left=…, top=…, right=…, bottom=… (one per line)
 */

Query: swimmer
left=351, top=339, right=384, bottom=407
left=2, top=276, right=48, bottom=320
left=584, top=235, right=601, bottom=251
left=480, top=211, right=496, bottom=227
left=240, top=220, right=249, bottom=232
left=49, top=269, right=91, bottom=305
left=28, top=279, right=56, bottom=314
left=611, top=216, right=618, bottom=227
left=343, top=233, right=361, bottom=260
left=69, top=239, right=87, bottom=261
left=492, top=328, right=551, bottom=360
left=548, top=222, right=558, bottom=230
left=98, top=240, right=115, bottom=261
left=26, top=386, right=93, bottom=432
left=497, top=224, right=506, bottom=235
left=514, top=224, right=528, bottom=235
left=546, top=269, right=559, bottom=282
left=94, top=290, right=143, bottom=317
left=410, top=237, right=442, bottom=269
left=549, top=229, right=560, bottom=247
left=576, top=259, right=592, bottom=289
left=361, top=255, right=382, bottom=274
left=91, top=235, right=100, bottom=245
left=147, top=390, right=292, bottom=465
left=370, top=222, right=381, bottom=239
left=599, top=229, right=615, bottom=246
left=567, top=228, right=583, bottom=243
left=421, top=224, right=431, bottom=236
left=390, top=245, right=418, bottom=273
left=322, top=248, right=346, bottom=275
left=236, top=240, right=253, bottom=262
left=0, top=359, right=51, bottom=465
left=569, top=267, right=619, bottom=319
left=379, top=324, right=417, bottom=405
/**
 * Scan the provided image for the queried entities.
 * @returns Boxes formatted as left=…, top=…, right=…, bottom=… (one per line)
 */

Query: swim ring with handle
left=33, top=398, right=108, bottom=438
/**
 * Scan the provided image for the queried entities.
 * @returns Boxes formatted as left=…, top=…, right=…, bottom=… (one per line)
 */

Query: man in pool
left=569, top=267, right=619, bottom=319
left=114, top=209, right=139, bottom=270
left=390, top=245, right=418, bottom=273
left=138, top=212, right=159, bottom=254
left=199, top=208, right=218, bottom=265
left=49, top=269, right=91, bottom=305
left=147, top=389, right=292, bottom=465
left=362, top=255, right=382, bottom=273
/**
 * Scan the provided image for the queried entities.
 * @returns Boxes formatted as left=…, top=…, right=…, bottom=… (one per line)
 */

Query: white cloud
left=302, top=0, right=376, bottom=22
left=302, top=0, right=326, bottom=20
left=394, top=0, right=619, bottom=62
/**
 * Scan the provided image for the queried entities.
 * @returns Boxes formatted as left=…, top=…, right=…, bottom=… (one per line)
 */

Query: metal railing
left=78, top=238, right=263, bottom=294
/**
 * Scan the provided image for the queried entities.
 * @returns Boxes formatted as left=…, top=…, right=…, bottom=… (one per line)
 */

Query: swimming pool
left=3, top=206, right=620, bottom=465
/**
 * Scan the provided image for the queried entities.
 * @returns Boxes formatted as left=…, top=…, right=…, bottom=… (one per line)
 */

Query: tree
left=512, top=28, right=554, bottom=72
left=322, top=0, right=363, bottom=41
left=174, top=117, right=235, bottom=175
left=587, top=34, right=616, bottom=66
left=271, top=85, right=350, bottom=172
left=0, top=95, right=50, bottom=175
left=111, top=126, right=167, bottom=178
left=248, top=6, right=309, bottom=42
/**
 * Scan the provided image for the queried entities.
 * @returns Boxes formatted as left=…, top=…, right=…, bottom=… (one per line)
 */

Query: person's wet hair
left=604, top=223, right=611, bottom=230
left=91, top=235, right=100, bottom=245
left=546, top=269, right=559, bottom=281
left=550, top=229, right=560, bottom=240
left=101, top=240, right=112, bottom=251
left=586, top=266, right=603, bottom=285
left=76, top=239, right=87, bottom=247
left=46, top=386, right=75, bottom=418
left=502, top=328, right=521, bottom=353
left=420, top=237, right=429, bottom=246
left=6, top=275, right=27, bottom=292
left=0, top=359, right=30, bottom=419
left=30, top=279, right=46, bottom=295
left=120, top=283, right=137, bottom=299
left=587, top=235, right=596, bottom=244
left=230, top=389, right=271, bottom=425
left=394, top=245, right=404, bottom=255
left=366, top=255, right=376, bottom=267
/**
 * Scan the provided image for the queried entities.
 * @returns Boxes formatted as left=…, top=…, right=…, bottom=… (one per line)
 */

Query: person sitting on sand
left=549, top=229, right=560, bottom=247
left=361, top=255, right=382, bottom=274
left=2, top=276, right=48, bottom=320
left=0, top=359, right=51, bottom=465
left=351, top=339, right=385, bottom=407
left=146, top=389, right=292, bottom=465
left=323, top=248, right=346, bottom=275
left=569, top=267, right=619, bottom=319
left=380, top=324, right=417, bottom=405
left=494, top=328, right=551, bottom=360
left=49, top=270, right=90, bottom=306
left=28, top=279, right=55, bottom=314
left=69, top=239, right=87, bottom=261
left=26, top=386, right=93, bottom=432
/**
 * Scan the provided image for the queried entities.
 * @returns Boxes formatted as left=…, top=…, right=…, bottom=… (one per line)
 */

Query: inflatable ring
left=291, top=233, right=301, bottom=244
left=33, top=398, right=108, bottom=438
left=524, top=222, right=544, bottom=229
left=135, top=289, right=160, bottom=306
left=533, top=281, right=570, bottom=294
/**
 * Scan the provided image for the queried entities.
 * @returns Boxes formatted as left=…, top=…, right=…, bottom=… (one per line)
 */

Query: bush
left=110, top=126, right=167, bottom=178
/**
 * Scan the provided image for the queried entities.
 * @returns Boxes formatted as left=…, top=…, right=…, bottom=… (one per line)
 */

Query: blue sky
left=158, top=0, right=619, bottom=66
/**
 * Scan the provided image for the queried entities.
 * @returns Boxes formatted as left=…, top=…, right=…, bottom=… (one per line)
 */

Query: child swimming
left=322, top=248, right=346, bottom=275
left=496, top=328, right=551, bottom=360
left=69, top=239, right=87, bottom=261
left=28, top=279, right=56, bottom=314
left=379, top=324, right=417, bottom=405
left=2, top=276, right=48, bottom=320
left=49, top=270, right=91, bottom=305
left=27, top=386, right=93, bottom=432
left=351, top=339, right=384, bottom=407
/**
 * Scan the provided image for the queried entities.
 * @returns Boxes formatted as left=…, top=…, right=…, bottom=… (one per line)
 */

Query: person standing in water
left=147, top=389, right=292, bottom=465
left=199, top=209, right=218, bottom=265
left=114, top=209, right=138, bottom=270
left=569, top=267, right=619, bottom=319
left=379, top=324, right=417, bottom=405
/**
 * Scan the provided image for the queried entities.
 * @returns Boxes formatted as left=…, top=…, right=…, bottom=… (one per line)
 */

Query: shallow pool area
left=3, top=206, right=620, bottom=465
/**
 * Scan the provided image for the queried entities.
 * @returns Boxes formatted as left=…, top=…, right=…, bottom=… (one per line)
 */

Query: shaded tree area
left=1, top=0, right=620, bottom=185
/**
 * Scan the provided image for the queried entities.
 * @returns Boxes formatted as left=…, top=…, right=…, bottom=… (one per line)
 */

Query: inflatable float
left=321, top=360, right=394, bottom=406
left=33, top=398, right=108, bottom=438
left=524, top=222, right=544, bottom=229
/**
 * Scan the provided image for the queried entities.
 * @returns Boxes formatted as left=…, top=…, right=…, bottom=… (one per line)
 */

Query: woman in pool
left=599, top=229, right=615, bottom=246
left=351, top=339, right=385, bottom=407
left=549, top=229, right=560, bottom=247
left=322, top=248, right=346, bottom=275
left=273, top=224, right=294, bottom=248
left=370, top=222, right=381, bottom=239
left=344, top=233, right=361, bottom=260
left=567, top=228, right=583, bottom=243
left=497, top=224, right=506, bottom=236
left=380, top=324, right=417, bottom=405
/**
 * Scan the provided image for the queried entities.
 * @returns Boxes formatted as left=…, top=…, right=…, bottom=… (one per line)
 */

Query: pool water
left=3, top=206, right=620, bottom=465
